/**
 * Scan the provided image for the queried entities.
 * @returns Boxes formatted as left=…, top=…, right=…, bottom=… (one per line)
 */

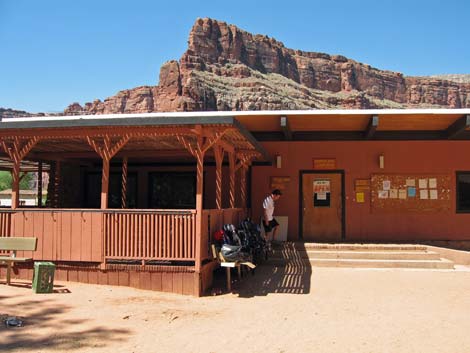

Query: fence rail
left=103, top=210, right=196, bottom=261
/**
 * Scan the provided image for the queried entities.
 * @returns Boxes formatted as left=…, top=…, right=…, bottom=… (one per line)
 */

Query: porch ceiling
left=233, top=111, right=470, bottom=141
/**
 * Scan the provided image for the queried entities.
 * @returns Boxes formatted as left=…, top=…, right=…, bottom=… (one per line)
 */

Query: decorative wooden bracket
left=86, top=134, right=130, bottom=209
left=1, top=136, right=40, bottom=163
left=234, top=151, right=260, bottom=172
left=1, top=136, right=39, bottom=209
left=177, top=135, right=199, bottom=157
left=178, top=126, right=230, bottom=156
left=86, top=134, right=131, bottom=161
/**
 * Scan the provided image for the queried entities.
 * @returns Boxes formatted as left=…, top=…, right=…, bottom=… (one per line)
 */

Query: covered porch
left=0, top=114, right=269, bottom=296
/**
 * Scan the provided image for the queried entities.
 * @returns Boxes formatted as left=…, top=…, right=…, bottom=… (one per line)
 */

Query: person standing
left=262, top=189, right=282, bottom=243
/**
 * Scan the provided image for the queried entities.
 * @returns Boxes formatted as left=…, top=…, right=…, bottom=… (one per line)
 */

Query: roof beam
left=280, top=116, right=292, bottom=141
left=446, top=115, right=470, bottom=139
left=254, top=130, right=446, bottom=141
left=364, top=115, right=379, bottom=139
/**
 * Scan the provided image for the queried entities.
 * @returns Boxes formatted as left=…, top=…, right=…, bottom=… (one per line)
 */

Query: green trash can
left=32, top=262, right=55, bottom=293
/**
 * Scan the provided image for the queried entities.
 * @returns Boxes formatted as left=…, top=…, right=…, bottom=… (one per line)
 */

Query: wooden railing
left=0, top=211, right=12, bottom=237
left=0, top=209, right=103, bottom=262
left=103, top=210, right=196, bottom=261
left=0, top=208, right=242, bottom=264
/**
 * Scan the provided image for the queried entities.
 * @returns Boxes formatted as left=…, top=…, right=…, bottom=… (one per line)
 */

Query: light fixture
left=379, top=154, right=385, bottom=169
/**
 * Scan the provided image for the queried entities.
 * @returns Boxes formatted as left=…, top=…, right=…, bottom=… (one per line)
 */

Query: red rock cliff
left=65, top=18, right=470, bottom=114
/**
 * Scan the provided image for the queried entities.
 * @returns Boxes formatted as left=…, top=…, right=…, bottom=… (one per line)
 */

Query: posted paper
left=378, top=190, right=389, bottom=199
left=383, top=180, right=391, bottom=191
left=430, top=189, right=438, bottom=200
left=406, top=179, right=416, bottom=187
left=356, top=192, right=365, bottom=203
left=429, top=178, right=437, bottom=189
left=419, top=178, right=428, bottom=189
left=420, top=189, right=428, bottom=199
left=389, top=189, right=398, bottom=199
left=399, top=189, right=407, bottom=199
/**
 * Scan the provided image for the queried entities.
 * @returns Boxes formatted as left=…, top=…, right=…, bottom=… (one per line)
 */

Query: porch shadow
left=229, top=243, right=312, bottom=298
left=0, top=293, right=131, bottom=351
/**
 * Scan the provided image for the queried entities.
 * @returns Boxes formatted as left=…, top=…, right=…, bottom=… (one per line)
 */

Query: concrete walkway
left=2, top=266, right=470, bottom=352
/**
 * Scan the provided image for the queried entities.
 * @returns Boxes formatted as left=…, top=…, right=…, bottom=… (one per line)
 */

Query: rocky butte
left=21, top=18, right=470, bottom=116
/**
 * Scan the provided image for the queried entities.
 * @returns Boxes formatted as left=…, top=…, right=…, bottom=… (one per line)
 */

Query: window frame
left=456, top=171, right=470, bottom=213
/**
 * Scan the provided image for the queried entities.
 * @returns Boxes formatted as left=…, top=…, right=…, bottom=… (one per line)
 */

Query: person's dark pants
left=263, top=218, right=279, bottom=233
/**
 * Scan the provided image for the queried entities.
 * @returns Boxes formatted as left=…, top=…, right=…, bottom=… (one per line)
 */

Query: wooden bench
left=211, top=244, right=256, bottom=292
left=0, top=237, right=38, bottom=285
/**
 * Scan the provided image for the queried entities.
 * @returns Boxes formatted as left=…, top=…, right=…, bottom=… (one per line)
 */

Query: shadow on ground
left=211, top=243, right=312, bottom=298
left=0, top=284, right=131, bottom=351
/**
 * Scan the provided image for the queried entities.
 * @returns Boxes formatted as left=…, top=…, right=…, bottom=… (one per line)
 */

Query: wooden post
left=45, top=162, right=55, bottom=208
left=194, top=136, right=205, bottom=287
left=179, top=130, right=234, bottom=296
left=11, top=160, right=20, bottom=209
left=37, top=161, right=43, bottom=207
left=121, top=156, right=128, bottom=208
left=214, top=145, right=224, bottom=209
left=240, top=164, right=248, bottom=209
left=228, top=151, right=236, bottom=209
left=53, top=160, right=61, bottom=208
left=101, top=157, right=110, bottom=209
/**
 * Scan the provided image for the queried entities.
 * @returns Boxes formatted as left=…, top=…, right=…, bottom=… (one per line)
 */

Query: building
left=0, top=109, right=469, bottom=295
left=0, top=189, right=47, bottom=207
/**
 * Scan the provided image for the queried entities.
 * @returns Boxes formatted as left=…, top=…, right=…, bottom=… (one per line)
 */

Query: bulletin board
left=370, top=174, right=452, bottom=213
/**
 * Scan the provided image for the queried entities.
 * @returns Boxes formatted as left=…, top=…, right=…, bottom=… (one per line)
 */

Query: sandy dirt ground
left=2, top=265, right=470, bottom=353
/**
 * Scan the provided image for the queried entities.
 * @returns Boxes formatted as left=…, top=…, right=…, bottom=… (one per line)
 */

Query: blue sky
left=1, top=0, right=469, bottom=112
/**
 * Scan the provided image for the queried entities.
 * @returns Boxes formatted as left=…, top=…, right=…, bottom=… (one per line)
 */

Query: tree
left=0, top=171, right=34, bottom=191
left=0, top=171, right=11, bottom=191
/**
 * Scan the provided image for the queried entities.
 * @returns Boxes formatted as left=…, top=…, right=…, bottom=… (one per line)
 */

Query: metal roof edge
left=5, top=108, right=470, bottom=123
left=0, top=115, right=236, bottom=129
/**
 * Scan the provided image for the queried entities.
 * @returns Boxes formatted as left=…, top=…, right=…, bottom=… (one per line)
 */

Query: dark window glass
left=148, top=172, right=196, bottom=209
left=457, top=172, right=470, bottom=212
left=84, top=172, right=137, bottom=208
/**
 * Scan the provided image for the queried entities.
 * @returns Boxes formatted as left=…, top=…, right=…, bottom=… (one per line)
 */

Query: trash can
left=32, top=262, right=55, bottom=294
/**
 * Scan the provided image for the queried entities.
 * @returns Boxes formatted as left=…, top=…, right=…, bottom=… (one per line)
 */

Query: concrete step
left=289, top=242, right=428, bottom=251
left=266, top=257, right=455, bottom=269
left=271, top=249, right=441, bottom=261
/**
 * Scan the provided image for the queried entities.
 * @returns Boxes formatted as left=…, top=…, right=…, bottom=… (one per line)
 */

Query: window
left=456, top=172, right=470, bottom=212
left=84, top=172, right=137, bottom=208
left=148, top=172, right=196, bottom=209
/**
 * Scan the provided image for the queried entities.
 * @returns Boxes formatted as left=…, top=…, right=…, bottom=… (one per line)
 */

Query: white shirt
left=263, top=195, right=275, bottom=221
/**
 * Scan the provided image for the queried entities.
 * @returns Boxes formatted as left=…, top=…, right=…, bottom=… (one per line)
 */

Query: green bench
left=0, top=237, right=37, bottom=285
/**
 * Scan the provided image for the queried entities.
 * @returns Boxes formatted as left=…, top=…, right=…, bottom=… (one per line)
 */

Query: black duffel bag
left=220, top=244, right=252, bottom=262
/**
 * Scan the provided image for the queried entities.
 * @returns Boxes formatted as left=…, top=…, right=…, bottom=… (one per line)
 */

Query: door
left=301, top=172, right=344, bottom=241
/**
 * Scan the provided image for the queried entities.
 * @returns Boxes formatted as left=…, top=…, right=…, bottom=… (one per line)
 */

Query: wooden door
left=302, top=172, right=343, bottom=242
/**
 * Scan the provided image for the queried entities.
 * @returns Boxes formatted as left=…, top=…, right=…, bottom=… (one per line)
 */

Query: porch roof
left=0, top=114, right=270, bottom=163
left=3, top=108, right=470, bottom=146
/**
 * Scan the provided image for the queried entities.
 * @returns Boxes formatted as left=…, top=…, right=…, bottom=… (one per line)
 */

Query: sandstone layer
left=46, top=18, right=470, bottom=114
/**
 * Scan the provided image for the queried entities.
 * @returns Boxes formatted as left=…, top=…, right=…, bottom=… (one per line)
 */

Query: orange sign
left=355, top=179, right=371, bottom=191
left=270, top=176, right=291, bottom=191
left=313, top=159, right=336, bottom=170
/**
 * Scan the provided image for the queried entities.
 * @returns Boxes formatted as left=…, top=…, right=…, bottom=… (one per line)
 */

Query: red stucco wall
left=251, top=141, right=470, bottom=241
